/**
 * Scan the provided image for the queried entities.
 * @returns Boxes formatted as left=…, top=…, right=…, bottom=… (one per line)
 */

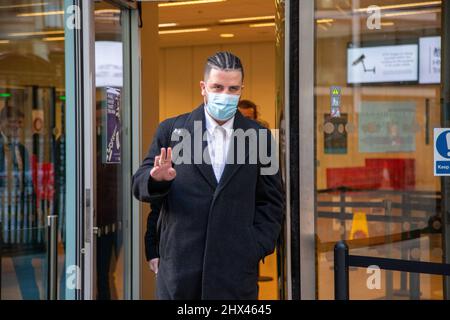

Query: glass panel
left=314, top=0, right=444, bottom=299
left=0, top=0, right=66, bottom=299
left=94, top=1, right=127, bottom=300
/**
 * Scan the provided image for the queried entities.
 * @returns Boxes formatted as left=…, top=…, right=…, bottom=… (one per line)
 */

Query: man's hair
left=238, top=100, right=258, bottom=119
left=0, top=105, right=24, bottom=122
left=204, top=51, right=244, bottom=81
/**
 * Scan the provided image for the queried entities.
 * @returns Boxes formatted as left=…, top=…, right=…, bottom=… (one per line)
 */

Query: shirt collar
left=204, top=107, right=234, bottom=136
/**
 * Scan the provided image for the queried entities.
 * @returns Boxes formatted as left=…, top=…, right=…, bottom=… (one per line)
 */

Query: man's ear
left=200, top=81, right=207, bottom=96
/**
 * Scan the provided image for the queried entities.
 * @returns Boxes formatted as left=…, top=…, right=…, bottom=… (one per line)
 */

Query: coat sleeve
left=144, top=199, right=162, bottom=261
left=253, top=129, right=284, bottom=261
left=132, top=118, right=174, bottom=203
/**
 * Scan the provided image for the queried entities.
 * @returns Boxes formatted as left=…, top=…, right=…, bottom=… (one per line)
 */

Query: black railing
left=334, top=240, right=450, bottom=300
left=319, top=187, right=442, bottom=298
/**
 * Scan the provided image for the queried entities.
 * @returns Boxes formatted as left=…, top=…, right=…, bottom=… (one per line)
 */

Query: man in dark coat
left=133, top=52, right=283, bottom=300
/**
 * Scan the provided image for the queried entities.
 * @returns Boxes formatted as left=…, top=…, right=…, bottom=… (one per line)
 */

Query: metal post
left=409, top=197, right=421, bottom=299
left=384, top=199, right=394, bottom=299
left=47, top=215, right=58, bottom=300
left=400, top=193, right=409, bottom=294
left=334, top=240, right=349, bottom=300
left=340, top=189, right=346, bottom=240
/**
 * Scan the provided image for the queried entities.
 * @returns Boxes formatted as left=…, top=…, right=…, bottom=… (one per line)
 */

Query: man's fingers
left=167, top=147, right=172, bottom=163
left=160, top=148, right=166, bottom=165
left=154, top=156, right=161, bottom=168
left=149, top=258, right=159, bottom=274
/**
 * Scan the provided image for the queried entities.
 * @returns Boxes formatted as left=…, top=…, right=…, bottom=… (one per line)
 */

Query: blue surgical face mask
left=205, top=89, right=240, bottom=121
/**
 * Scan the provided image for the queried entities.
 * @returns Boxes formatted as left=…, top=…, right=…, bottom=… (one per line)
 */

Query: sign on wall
left=359, top=101, right=416, bottom=153
left=419, top=36, right=441, bottom=84
left=105, top=87, right=121, bottom=164
left=434, top=128, right=450, bottom=176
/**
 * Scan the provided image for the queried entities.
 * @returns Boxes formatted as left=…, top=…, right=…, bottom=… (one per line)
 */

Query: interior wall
left=159, top=42, right=276, bottom=128
left=140, top=1, right=160, bottom=300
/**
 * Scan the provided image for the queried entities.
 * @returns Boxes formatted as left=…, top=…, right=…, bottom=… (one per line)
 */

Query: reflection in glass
left=314, top=0, right=443, bottom=299
left=0, top=0, right=66, bottom=299
left=94, top=1, right=125, bottom=300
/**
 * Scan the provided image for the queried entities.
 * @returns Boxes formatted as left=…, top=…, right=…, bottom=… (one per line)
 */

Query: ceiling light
left=316, top=18, right=334, bottom=24
left=159, top=0, right=226, bottom=7
left=159, top=23, right=179, bottom=28
left=0, top=2, right=48, bottom=10
left=95, top=9, right=120, bottom=15
left=159, top=27, right=210, bottom=35
left=8, top=30, right=64, bottom=37
left=43, top=37, right=65, bottom=41
left=0, top=40, right=10, bottom=44
left=383, top=8, right=440, bottom=17
left=220, top=15, right=275, bottom=23
left=249, top=22, right=276, bottom=28
left=353, top=1, right=441, bottom=13
left=220, top=33, right=234, bottom=38
left=17, top=10, right=64, bottom=17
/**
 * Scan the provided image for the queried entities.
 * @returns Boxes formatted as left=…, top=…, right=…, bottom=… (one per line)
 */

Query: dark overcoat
left=132, top=104, right=283, bottom=300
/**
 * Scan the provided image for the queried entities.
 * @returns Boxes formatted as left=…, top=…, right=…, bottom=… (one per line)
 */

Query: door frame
left=68, top=0, right=139, bottom=300
left=441, top=0, right=450, bottom=299
left=294, top=0, right=450, bottom=300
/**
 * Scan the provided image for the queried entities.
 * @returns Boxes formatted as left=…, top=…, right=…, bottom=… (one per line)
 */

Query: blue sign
left=434, top=128, right=450, bottom=176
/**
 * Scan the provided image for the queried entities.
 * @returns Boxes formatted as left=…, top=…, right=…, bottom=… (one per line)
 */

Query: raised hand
left=150, top=147, right=177, bottom=182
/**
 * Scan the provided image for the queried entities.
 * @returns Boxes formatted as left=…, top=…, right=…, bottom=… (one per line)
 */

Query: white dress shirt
left=204, top=108, right=234, bottom=182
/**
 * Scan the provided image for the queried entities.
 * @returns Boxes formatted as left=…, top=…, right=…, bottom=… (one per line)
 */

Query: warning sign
left=349, top=212, right=369, bottom=240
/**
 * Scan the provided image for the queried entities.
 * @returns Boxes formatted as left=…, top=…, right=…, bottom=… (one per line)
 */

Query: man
left=238, top=99, right=270, bottom=129
left=133, top=52, right=283, bottom=300
left=0, top=105, right=42, bottom=299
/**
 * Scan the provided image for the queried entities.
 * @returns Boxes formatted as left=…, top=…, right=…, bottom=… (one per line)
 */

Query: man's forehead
left=207, top=68, right=242, bottom=81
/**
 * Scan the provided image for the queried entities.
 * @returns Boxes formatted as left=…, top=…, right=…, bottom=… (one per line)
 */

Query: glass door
left=0, top=0, right=72, bottom=300
left=298, top=0, right=448, bottom=299
left=88, top=0, right=134, bottom=300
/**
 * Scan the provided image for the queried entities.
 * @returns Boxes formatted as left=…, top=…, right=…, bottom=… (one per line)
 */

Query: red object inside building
left=326, top=158, right=415, bottom=190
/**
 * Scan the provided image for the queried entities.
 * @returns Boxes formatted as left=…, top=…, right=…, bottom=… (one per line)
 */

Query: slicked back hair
left=204, top=51, right=244, bottom=82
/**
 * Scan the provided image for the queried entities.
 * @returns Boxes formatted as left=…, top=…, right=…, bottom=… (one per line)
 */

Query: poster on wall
left=324, top=113, right=348, bottom=154
left=419, top=36, right=441, bottom=84
left=359, top=101, right=416, bottom=153
left=105, top=87, right=121, bottom=164
left=347, top=44, right=418, bottom=84
left=95, top=41, right=123, bottom=88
